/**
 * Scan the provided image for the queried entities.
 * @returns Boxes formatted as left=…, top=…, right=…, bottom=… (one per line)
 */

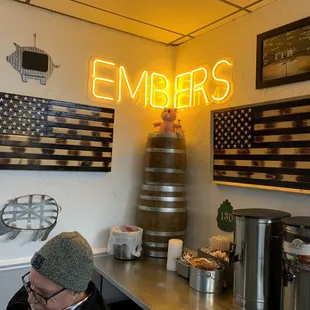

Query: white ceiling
left=16, top=0, right=276, bottom=45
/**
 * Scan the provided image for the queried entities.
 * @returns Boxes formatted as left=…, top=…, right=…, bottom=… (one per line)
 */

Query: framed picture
left=211, top=96, right=310, bottom=195
left=256, top=16, right=310, bottom=89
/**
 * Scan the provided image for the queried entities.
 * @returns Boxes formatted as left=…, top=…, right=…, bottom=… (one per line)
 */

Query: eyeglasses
left=22, top=271, right=66, bottom=306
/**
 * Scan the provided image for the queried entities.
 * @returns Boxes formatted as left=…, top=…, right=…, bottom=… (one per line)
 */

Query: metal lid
left=233, top=208, right=291, bottom=220
left=282, top=216, right=310, bottom=229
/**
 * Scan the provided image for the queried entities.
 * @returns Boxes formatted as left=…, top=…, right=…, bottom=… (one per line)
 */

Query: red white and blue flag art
left=0, top=91, right=114, bottom=172
left=212, top=97, right=310, bottom=193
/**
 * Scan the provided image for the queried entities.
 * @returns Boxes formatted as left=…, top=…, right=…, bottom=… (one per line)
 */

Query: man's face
left=27, top=268, right=75, bottom=310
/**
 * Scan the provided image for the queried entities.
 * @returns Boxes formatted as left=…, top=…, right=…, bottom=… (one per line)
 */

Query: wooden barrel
left=144, top=133, right=186, bottom=185
left=138, top=184, right=187, bottom=258
left=146, top=132, right=186, bottom=149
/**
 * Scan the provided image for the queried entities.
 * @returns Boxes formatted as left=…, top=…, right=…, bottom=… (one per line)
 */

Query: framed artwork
left=256, top=16, right=310, bottom=89
left=212, top=96, right=310, bottom=195
left=0, top=91, right=114, bottom=172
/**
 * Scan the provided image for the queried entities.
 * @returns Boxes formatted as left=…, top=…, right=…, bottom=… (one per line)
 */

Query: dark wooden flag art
left=212, top=97, right=310, bottom=194
left=0, top=91, right=114, bottom=172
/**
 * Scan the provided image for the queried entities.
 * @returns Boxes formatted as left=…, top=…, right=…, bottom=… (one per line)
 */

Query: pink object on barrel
left=153, top=108, right=182, bottom=134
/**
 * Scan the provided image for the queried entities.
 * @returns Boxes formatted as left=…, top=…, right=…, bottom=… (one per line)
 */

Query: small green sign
left=217, top=199, right=234, bottom=232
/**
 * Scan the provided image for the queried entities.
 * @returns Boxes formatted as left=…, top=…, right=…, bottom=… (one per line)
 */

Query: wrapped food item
left=176, top=250, right=196, bottom=265
left=188, top=257, right=220, bottom=271
left=200, top=247, right=229, bottom=262
left=210, top=250, right=229, bottom=261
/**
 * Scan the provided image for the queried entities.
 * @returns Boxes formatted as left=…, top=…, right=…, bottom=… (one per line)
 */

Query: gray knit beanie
left=31, top=231, right=94, bottom=292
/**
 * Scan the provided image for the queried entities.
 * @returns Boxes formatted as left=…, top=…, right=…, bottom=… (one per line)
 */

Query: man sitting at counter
left=6, top=231, right=109, bottom=310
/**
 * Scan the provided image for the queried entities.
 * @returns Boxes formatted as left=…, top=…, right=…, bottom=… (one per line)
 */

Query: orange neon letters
left=90, top=58, right=233, bottom=109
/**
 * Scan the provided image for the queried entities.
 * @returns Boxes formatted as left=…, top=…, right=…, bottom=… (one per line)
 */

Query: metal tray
left=176, top=259, right=190, bottom=279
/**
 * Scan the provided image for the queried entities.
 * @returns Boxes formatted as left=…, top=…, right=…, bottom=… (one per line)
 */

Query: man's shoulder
left=82, top=281, right=110, bottom=310
left=6, top=286, right=29, bottom=310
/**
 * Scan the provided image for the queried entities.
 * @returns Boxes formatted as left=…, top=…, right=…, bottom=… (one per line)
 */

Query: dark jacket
left=7, top=281, right=109, bottom=310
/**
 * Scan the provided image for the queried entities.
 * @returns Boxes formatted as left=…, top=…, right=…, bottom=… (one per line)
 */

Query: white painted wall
left=0, top=0, right=174, bottom=265
left=0, top=0, right=309, bottom=271
left=176, top=0, right=310, bottom=249
left=1, top=0, right=310, bottom=308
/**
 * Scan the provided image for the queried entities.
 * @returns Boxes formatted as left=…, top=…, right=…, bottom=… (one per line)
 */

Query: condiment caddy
left=175, top=251, right=225, bottom=293
left=198, top=235, right=233, bottom=288
left=175, top=235, right=234, bottom=292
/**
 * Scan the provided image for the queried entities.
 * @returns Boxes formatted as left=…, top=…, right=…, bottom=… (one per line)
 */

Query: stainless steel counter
left=94, top=255, right=241, bottom=310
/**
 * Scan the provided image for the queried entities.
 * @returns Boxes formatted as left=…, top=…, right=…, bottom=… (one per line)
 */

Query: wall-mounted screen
left=22, top=51, right=49, bottom=72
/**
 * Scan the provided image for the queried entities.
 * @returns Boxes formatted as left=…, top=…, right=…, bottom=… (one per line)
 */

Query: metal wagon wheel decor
left=0, top=194, right=62, bottom=241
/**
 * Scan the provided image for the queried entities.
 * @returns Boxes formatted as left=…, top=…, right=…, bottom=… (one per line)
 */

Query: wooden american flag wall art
left=0, top=91, right=114, bottom=172
left=212, top=96, right=310, bottom=194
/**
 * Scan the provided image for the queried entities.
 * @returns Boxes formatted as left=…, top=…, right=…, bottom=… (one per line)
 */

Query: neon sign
left=89, top=57, right=233, bottom=109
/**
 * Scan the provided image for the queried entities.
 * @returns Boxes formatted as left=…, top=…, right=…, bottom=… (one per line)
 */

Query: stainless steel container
left=189, top=266, right=224, bottom=293
left=282, top=217, right=310, bottom=310
left=176, top=259, right=190, bottom=279
left=113, top=244, right=136, bottom=260
left=198, top=248, right=233, bottom=288
left=231, top=208, right=291, bottom=310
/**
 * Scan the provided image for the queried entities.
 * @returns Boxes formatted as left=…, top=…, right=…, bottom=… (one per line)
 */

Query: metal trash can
left=107, top=225, right=143, bottom=261
left=229, top=208, right=291, bottom=310
left=113, top=244, right=136, bottom=260
left=282, top=216, right=310, bottom=310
